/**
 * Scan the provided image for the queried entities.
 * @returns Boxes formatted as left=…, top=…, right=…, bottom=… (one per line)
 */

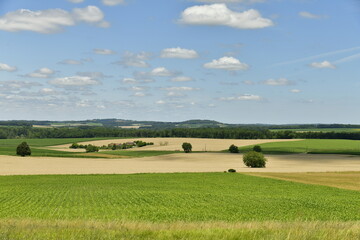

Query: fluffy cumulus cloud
left=25, top=68, right=55, bottom=78
left=102, top=0, right=125, bottom=6
left=160, top=47, right=199, bottom=59
left=310, top=61, right=336, bottom=69
left=204, top=56, right=249, bottom=71
left=220, top=94, right=261, bottom=101
left=179, top=4, right=273, bottom=29
left=262, top=78, right=294, bottom=86
left=0, top=63, right=17, bottom=72
left=0, top=6, right=109, bottom=34
left=93, top=48, right=116, bottom=55
left=49, top=75, right=100, bottom=86
left=299, top=11, right=325, bottom=19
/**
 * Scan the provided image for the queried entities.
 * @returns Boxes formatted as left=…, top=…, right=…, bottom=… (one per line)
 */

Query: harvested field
left=245, top=172, right=360, bottom=191
left=1, top=153, right=360, bottom=175
left=48, top=138, right=301, bottom=152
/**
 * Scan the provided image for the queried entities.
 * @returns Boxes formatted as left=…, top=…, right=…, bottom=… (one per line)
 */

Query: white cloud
left=93, top=48, right=116, bottom=55
left=204, top=56, right=249, bottom=71
left=161, top=47, right=199, bottom=59
left=163, top=87, right=198, bottom=91
left=122, top=78, right=137, bottom=84
left=151, top=67, right=175, bottom=77
left=220, top=94, right=261, bottom=101
left=195, top=0, right=265, bottom=2
left=50, top=75, right=100, bottom=86
left=72, top=6, right=109, bottom=27
left=102, top=0, right=125, bottom=6
left=0, top=6, right=108, bottom=34
left=40, top=88, right=57, bottom=94
left=290, top=89, right=301, bottom=93
left=115, top=51, right=151, bottom=68
left=262, top=78, right=294, bottom=86
left=156, top=100, right=166, bottom=104
left=299, top=11, right=325, bottom=19
left=68, top=0, right=84, bottom=3
left=179, top=4, right=273, bottom=29
left=134, top=92, right=145, bottom=97
left=310, top=61, right=336, bottom=69
left=58, top=59, right=83, bottom=65
left=25, top=68, right=55, bottom=78
left=171, top=76, right=193, bottom=82
left=0, top=63, right=17, bottom=72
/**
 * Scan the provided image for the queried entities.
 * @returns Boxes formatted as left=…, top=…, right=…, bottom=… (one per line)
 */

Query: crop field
left=269, top=128, right=360, bottom=132
left=0, top=138, right=173, bottom=158
left=0, top=173, right=359, bottom=239
left=239, top=139, right=360, bottom=155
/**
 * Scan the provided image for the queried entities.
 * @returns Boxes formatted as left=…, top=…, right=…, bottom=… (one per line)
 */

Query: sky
left=0, top=0, right=360, bottom=124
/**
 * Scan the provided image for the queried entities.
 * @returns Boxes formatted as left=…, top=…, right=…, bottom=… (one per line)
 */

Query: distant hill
left=0, top=119, right=360, bottom=130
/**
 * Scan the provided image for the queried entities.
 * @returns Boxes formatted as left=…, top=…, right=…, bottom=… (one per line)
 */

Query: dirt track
left=1, top=153, right=359, bottom=176
left=48, top=138, right=301, bottom=152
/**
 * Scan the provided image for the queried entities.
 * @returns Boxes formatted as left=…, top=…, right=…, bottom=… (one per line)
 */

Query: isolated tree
left=228, top=144, right=239, bottom=153
left=253, top=145, right=262, bottom=153
left=182, top=142, right=192, bottom=153
left=16, top=142, right=31, bottom=157
left=243, top=151, right=267, bottom=168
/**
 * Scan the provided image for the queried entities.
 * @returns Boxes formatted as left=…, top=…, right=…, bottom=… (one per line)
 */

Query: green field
left=0, top=138, right=110, bottom=158
left=0, top=138, right=177, bottom=158
left=239, top=139, right=360, bottom=155
left=270, top=128, right=360, bottom=132
left=0, top=173, right=359, bottom=239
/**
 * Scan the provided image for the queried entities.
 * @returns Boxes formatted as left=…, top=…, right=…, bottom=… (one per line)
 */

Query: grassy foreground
left=0, top=173, right=359, bottom=239
left=239, top=139, right=360, bottom=155
left=0, top=220, right=359, bottom=240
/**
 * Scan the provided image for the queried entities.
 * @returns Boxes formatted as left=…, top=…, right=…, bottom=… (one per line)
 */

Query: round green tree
left=253, top=145, right=262, bottom=152
left=182, top=142, right=192, bottom=153
left=243, top=151, right=267, bottom=168
left=16, top=142, right=31, bottom=157
left=228, top=144, right=239, bottom=153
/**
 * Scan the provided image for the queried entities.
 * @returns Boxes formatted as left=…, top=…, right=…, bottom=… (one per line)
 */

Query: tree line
left=2, top=126, right=360, bottom=140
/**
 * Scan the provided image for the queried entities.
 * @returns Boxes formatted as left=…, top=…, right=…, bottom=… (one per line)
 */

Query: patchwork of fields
left=1, top=138, right=360, bottom=239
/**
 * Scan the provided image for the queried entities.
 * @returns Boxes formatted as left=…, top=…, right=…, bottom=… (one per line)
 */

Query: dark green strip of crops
left=0, top=173, right=359, bottom=222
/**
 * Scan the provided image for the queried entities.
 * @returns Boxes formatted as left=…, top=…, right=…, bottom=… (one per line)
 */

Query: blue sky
left=0, top=0, right=359, bottom=123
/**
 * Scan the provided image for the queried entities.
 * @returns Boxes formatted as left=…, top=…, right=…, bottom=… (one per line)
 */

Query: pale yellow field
left=1, top=153, right=360, bottom=176
left=245, top=172, right=360, bottom=191
left=48, top=138, right=301, bottom=152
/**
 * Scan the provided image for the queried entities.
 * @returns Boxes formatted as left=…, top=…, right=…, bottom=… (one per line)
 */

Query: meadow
left=0, top=173, right=359, bottom=239
left=269, top=128, right=360, bottom=132
left=239, top=139, right=360, bottom=155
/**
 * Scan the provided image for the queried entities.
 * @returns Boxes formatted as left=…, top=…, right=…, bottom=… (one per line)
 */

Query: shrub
left=16, top=142, right=31, bottom=157
left=228, top=144, right=239, bottom=153
left=228, top=169, right=236, bottom=173
left=253, top=145, right=262, bottom=152
left=69, top=143, right=79, bottom=149
left=86, top=144, right=100, bottom=153
left=182, top=142, right=192, bottom=153
left=243, top=151, right=267, bottom=168
left=112, top=144, right=117, bottom=150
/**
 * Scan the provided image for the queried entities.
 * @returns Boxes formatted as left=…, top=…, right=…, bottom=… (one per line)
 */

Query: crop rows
left=0, top=173, right=359, bottom=222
